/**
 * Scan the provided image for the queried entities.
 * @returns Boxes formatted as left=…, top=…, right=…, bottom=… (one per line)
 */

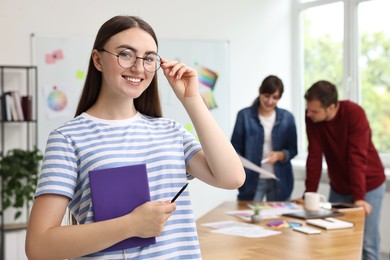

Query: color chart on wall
left=158, top=40, right=230, bottom=137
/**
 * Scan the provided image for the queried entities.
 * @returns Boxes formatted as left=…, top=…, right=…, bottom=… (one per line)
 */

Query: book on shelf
left=21, top=95, right=33, bottom=121
left=306, top=217, right=354, bottom=230
left=1, top=91, right=29, bottom=121
left=7, top=92, right=19, bottom=121
left=11, top=91, right=24, bottom=121
left=1, top=93, right=12, bottom=121
left=0, top=94, right=7, bottom=121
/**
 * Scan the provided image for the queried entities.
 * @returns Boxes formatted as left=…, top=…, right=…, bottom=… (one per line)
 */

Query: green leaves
left=252, top=204, right=261, bottom=216
left=0, top=147, right=43, bottom=220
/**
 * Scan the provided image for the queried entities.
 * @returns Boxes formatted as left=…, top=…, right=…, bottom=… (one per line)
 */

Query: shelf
left=0, top=65, right=36, bottom=70
left=0, top=65, right=38, bottom=258
left=2, top=223, right=28, bottom=232
left=0, top=120, right=37, bottom=123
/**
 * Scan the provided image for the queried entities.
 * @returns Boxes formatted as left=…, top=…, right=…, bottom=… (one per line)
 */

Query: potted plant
left=0, top=147, right=43, bottom=220
left=251, top=204, right=262, bottom=223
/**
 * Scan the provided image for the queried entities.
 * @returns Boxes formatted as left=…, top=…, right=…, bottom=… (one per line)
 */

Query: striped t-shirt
left=35, top=112, right=202, bottom=259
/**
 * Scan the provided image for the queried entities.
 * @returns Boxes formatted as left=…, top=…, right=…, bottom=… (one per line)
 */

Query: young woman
left=25, top=15, right=245, bottom=260
left=231, top=75, right=297, bottom=201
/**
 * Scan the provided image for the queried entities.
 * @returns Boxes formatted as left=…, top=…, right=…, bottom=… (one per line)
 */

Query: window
left=301, top=2, right=343, bottom=94
left=358, top=0, right=390, bottom=156
left=294, top=0, right=390, bottom=166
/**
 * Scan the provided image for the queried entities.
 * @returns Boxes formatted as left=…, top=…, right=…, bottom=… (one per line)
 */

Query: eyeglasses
left=98, top=48, right=161, bottom=72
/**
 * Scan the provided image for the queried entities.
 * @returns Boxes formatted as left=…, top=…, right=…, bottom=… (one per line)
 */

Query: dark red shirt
left=305, top=100, right=385, bottom=201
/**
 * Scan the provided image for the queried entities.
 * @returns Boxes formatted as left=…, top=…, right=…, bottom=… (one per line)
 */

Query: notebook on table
left=282, top=209, right=344, bottom=219
left=89, top=164, right=156, bottom=252
left=306, top=217, right=354, bottom=230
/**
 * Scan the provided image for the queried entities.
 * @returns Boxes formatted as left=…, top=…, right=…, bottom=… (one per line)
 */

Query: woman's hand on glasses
left=160, top=57, right=199, bottom=102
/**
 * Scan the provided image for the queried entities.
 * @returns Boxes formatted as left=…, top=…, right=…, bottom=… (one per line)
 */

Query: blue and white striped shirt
left=35, top=112, right=202, bottom=259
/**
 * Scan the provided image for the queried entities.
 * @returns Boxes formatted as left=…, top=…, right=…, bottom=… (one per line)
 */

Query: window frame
left=292, top=0, right=390, bottom=167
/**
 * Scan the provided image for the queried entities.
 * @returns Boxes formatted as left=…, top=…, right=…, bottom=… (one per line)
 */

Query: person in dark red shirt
left=304, top=80, right=386, bottom=260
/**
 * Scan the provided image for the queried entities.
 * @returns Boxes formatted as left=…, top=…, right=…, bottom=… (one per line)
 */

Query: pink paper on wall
left=45, top=49, right=64, bottom=64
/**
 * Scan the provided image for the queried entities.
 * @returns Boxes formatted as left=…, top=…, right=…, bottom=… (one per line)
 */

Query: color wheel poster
left=44, top=84, right=71, bottom=119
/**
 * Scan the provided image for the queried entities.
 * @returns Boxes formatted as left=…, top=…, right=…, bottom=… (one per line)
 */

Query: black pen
left=322, top=218, right=334, bottom=223
left=171, top=183, right=189, bottom=203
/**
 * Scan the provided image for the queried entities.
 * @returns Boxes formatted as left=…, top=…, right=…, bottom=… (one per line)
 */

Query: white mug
left=304, top=192, right=327, bottom=211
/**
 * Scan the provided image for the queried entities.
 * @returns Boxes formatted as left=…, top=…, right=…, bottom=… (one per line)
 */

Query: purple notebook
left=89, top=164, right=156, bottom=251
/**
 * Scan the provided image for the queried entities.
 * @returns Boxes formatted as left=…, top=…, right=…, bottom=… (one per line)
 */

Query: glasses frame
left=98, top=48, right=161, bottom=72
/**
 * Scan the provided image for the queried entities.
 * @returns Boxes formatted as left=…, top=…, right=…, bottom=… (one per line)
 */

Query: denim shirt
left=231, top=101, right=298, bottom=201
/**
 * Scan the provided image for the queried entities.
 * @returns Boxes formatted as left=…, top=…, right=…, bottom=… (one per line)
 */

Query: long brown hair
left=75, top=15, right=162, bottom=117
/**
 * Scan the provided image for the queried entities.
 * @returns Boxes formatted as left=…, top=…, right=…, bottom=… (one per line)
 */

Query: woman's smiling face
left=93, top=27, right=158, bottom=100
left=259, top=90, right=280, bottom=113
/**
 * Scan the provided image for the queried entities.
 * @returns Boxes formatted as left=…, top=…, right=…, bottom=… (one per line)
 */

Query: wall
left=0, top=0, right=292, bottom=258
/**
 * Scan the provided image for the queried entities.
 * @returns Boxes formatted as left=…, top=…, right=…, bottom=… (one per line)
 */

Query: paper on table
left=239, top=155, right=277, bottom=179
left=201, top=220, right=242, bottom=229
left=226, top=210, right=254, bottom=221
left=202, top=220, right=281, bottom=238
left=227, top=202, right=302, bottom=221
left=248, top=202, right=303, bottom=218
left=227, top=207, right=303, bottom=221
left=212, top=224, right=281, bottom=238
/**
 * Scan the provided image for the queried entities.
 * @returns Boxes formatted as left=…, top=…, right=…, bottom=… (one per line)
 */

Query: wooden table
left=196, top=201, right=365, bottom=260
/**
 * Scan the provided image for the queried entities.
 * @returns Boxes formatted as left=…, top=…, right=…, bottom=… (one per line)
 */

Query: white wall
left=1, top=0, right=293, bottom=124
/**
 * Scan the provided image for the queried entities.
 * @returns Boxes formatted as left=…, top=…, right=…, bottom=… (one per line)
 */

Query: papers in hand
left=261, top=158, right=269, bottom=164
left=239, top=155, right=277, bottom=179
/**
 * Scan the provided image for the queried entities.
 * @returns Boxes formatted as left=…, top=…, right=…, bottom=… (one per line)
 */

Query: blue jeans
left=329, top=182, right=386, bottom=260
left=253, top=179, right=277, bottom=201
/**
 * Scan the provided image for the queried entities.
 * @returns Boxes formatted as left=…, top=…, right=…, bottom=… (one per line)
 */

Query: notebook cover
left=89, top=164, right=156, bottom=251
left=306, top=217, right=354, bottom=230
left=282, top=209, right=344, bottom=219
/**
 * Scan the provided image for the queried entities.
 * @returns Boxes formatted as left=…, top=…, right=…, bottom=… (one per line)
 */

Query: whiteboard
left=32, top=36, right=230, bottom=150
left=158, top=40, right=230, bottom=138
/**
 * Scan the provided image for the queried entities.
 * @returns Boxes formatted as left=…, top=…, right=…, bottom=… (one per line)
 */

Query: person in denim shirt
left=231, top=75, right=297, bottom=201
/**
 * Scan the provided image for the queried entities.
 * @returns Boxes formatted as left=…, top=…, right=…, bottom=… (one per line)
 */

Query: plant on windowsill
left=251, top=204, right=262, bottom=223
left=0, top=147, right=43, bottom=220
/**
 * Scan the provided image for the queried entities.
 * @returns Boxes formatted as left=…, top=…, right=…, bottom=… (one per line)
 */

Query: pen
left=171, top=183, right=189, bottom=203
